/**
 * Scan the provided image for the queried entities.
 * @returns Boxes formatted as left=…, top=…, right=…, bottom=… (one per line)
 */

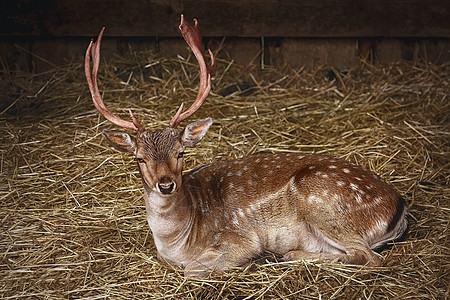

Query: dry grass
left=1, top=48, right=449, bottom=299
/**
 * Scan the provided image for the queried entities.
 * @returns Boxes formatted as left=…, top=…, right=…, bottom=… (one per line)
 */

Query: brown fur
left=103, top=122, right=408, bottom=277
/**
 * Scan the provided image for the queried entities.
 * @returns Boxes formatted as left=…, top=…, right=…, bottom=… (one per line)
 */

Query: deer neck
left=143, top=184, right=193, bottom=233
left=142, top=184, right=194, bottom=264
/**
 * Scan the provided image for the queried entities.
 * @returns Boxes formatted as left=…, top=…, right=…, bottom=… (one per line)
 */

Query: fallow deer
left=85, top=15, right=408, bottom=277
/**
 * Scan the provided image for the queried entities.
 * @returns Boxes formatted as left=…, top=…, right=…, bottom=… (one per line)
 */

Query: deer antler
left=169, top=15, right=216, bottom=128
left=85, top=27, right=145, bottom=132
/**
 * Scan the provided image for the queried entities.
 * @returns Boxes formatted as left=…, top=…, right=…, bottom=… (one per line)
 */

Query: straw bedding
left=1, top=48, right=449, bottom=299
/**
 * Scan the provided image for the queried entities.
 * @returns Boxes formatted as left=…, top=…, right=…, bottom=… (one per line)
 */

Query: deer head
left=85, top=15, right=215, bottom=196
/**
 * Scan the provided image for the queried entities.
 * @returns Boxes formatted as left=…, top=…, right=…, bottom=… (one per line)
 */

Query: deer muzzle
left=157, top=176, right=177, bottom=195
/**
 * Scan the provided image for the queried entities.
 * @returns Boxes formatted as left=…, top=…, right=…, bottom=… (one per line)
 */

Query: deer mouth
left=156, top=177, right=177, bottom=195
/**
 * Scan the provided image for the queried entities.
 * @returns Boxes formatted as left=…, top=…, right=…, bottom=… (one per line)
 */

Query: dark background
left=1, top=0, right=450, bottom=72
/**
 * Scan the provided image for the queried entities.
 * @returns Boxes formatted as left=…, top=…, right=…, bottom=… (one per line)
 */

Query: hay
left=1, top=47, right=449, bottom=299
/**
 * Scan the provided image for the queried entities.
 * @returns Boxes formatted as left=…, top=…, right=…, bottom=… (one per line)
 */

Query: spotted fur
left=103, top=119, right=408, bottom=277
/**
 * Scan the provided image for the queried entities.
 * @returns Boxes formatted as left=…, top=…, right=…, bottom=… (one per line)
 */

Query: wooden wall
left=1, top=0, right=450, bottom=72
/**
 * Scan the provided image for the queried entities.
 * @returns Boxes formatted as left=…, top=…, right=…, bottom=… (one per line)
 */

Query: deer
left=85, top=15, right=408, bottom=277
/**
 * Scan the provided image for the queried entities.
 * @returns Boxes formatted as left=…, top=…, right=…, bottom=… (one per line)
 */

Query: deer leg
left=283, top=241, right=384, bottom=266
left=184, top=236, right=259, bottom=277
left=184, top=248, right=225, bottom=277
left=185, top=249, right=256, bottom=277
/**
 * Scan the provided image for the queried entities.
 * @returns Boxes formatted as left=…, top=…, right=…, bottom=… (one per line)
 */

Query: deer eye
left=177, top=152, right=185, bottom=159
left=137, top=158, right=145, bottom=164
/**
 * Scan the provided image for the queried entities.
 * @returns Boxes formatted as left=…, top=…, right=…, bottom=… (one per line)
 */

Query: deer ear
left=103, top=130, right=137, bottom=153
left=181, top=118, right=212, bottom=147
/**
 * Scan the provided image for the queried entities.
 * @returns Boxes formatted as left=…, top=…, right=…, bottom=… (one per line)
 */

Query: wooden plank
left=2, top=0, right=450, bottom=38
left=0, top=40, right=30, bottom=71
left=4, top=37, right=450, bottom=73
left=268, top=38, right=357, bottom=69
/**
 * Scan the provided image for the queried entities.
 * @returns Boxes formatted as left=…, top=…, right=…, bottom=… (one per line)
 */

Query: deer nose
left=157, top=177, right=176, bottom=195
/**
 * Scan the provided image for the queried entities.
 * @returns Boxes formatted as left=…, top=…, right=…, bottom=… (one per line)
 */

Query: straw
left=1, top=49, right=449, bottom=299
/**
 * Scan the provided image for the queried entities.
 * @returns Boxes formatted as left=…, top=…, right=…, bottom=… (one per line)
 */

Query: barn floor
left=1, top=50, right=449, bottom=299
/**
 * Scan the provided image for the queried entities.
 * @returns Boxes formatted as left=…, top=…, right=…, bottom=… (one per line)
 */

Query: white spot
left=231, top=212, right=239, bottom=226
left=229, top=183, right=235, bottom=189
left=321, top=174, right=329, bottom=179
left=355, top=177, right=362, bottom=181
left=236, top=171, right=242, bottom=176
left=246, top=207, right=253, bottom=215
left=220, top=177, right=224, bottom=183
left=297, top=155, right=305, bottom=159
left=227, top=171, right=233, bottom=177
left=355, top=193, right=363, bottom=203
left=350, top=183, right=359, bottom=191
left=214, top=219, right=219, bottom=228
left=322, top=190, right=329, bottom=197
left=255, top=158, right=261, bottom=163
left=307, top=195, right=323, bottom=204
left=343, top=168, right=350, bottom=173
left=247, top=180, right=254, bottom=186
left=263, top=164, right=268, bottom=168
left=374, top=196, right=383, bottom=204
left=238, top=208, right=245, bottom=218
left=308, top=165, right=316, bottom=170
left=329, top=165, right=337, bottom=169
left=243, top=166, right=249, bottom=171
left=336, top=181, right=345, bottom=187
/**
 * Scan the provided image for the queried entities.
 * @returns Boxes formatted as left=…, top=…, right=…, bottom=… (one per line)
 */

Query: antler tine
left=169, top=15, right=216, bottom=128
left=85, top=27, right=145, bottom=132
